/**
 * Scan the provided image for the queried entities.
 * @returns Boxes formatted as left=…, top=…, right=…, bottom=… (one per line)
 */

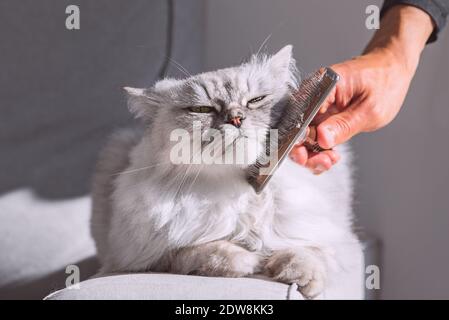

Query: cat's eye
left=248, top=95, right=266, bottom=104
left=188, top=106, right=215, bottom=113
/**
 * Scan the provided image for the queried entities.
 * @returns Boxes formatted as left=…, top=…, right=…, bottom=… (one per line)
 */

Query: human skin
left=289, top=5, right=434, bottom=174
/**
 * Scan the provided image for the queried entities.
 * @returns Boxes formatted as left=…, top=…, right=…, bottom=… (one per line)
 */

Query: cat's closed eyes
left=90, top=45, right=362, bottom=299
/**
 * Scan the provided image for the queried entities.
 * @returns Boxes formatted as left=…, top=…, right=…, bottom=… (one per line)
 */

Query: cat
left=90, top=45, right=362, bottom=299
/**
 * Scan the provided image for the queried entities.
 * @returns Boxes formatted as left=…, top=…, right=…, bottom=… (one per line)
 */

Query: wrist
left=363, top=5, right=434, bottom=75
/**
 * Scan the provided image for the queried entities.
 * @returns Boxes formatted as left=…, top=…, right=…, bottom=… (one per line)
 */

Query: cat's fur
left=91, top=45, right=361, bottom=298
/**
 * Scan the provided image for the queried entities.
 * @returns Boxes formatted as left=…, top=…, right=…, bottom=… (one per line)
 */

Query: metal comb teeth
left=279, top=67, right=338, bottom=134
left=247, top=67, right=340, bottom=194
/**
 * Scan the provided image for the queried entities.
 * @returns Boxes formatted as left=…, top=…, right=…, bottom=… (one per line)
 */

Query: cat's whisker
left=168, top=58, right=192, bottom=77
left=148, top=142, right=202, bottom=201
left=185, top=165, right=202, bottom=195
left=158, top=167, right=185, bottom=199
left=164, top=147, right=198, bottom=201
left=112, top=162, right=171, bottom=176
left=175, top=148, right=204, bottom=198
left=175, top=145, right=206, bottom=198
left=173, top=164, right=193, bottom=200
left=255, top=21, right=285, bottom=57
left=256, top=32, right=273, bottom=56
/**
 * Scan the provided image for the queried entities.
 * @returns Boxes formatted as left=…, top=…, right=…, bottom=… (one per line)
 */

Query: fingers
left=312, top=104, right=340, bottom=125
left=316, top=103, right=364, bottom=149
left=289, top=145, right=308, bottom=165
left=306, top=150, right=340, bottom=174
left=289, top=145, right=340, bottom=174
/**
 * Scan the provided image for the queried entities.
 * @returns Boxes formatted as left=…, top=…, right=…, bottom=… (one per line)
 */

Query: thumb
left=316, top=104, right=364, bottom=149
left=318, top=86, right=336, bottom=114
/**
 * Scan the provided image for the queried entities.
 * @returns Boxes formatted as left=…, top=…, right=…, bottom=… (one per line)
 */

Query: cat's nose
left=228, top=116, right=243, bottom=128
left=226, top=109, right=245, bottom=128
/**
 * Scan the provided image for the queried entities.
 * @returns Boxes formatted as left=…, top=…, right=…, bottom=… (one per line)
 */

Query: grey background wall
left=204, top=0, right=449, bottom=299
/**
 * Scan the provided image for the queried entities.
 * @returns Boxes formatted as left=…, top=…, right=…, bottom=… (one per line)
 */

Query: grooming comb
left=247, top=67, right=339, bottom=194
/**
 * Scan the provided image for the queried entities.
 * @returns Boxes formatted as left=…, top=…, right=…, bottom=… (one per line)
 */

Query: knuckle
left=334, top=116, right=352, bottom=136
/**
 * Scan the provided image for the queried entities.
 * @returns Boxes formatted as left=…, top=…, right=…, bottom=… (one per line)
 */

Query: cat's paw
left=192, top=242, right=262, bottom=278
left=264, top=249, right=327, bottom=299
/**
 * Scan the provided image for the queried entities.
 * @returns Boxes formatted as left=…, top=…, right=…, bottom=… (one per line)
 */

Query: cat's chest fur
left=113, top=166, right=276, bottom=251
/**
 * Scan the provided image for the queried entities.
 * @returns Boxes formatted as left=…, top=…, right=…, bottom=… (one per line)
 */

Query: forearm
left=364, top=5, right=434, bottom=74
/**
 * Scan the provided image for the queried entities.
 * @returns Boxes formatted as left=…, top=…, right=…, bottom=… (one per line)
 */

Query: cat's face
left=125, top=45, right=297, bottom=170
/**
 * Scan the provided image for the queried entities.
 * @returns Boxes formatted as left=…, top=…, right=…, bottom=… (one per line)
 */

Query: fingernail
left=312, top=165, right=326, bottom=175
left=289, top=153, right=298, bottom=162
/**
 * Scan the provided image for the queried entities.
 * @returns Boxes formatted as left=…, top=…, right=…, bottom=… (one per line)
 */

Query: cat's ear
left=124, top=79, right=182, bottom=119
left=269, top=45, right=293, bottom=72
left=268, top=45, right=297, bottom=86
left=124, top=87, right=154, bottom=119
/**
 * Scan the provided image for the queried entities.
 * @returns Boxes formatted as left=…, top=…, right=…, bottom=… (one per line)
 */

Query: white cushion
left=45, top=273, right=304, bottom=300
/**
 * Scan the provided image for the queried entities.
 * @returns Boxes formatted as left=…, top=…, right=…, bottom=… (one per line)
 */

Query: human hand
left=290, top=5, right=434, bottom=174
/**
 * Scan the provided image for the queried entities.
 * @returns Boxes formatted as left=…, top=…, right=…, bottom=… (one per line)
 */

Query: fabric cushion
left=45, top=273, right=304, bottom=300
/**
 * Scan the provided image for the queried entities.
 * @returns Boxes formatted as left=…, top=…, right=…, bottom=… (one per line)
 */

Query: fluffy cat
left=91, top=45, right=362, bottom=299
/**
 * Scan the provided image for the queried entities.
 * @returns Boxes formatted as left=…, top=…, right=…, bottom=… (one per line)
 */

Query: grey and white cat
left=91, top=45, right=362, bottom=299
